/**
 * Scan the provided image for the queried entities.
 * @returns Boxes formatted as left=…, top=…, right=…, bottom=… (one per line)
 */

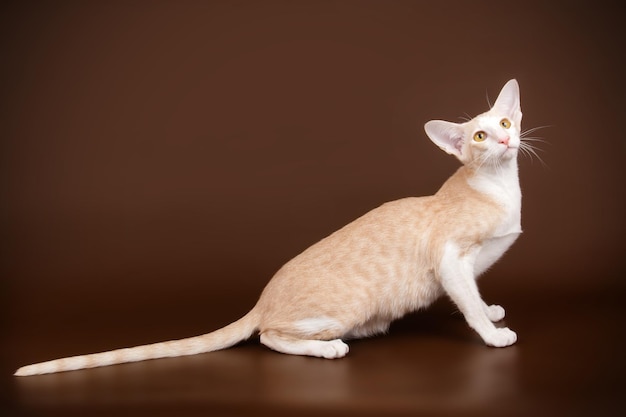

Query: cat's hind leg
left=260, top=330, right=349, bottom=359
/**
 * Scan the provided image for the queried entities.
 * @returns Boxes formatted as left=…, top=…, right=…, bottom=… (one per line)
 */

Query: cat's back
left=313, top=195, right=436, bottom=245
left=274, top=195, right=437, bottom=275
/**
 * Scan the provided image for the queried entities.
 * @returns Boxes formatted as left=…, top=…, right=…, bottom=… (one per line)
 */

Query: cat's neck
left=435, top=157, right=521, bottom=213
left=465, top=158, right=521, bottom=211
left=468, top=157, right=519, bottom=181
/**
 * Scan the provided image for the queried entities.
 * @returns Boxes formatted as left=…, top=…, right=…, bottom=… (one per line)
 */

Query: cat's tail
left=14, top=308, right=261, bottom=377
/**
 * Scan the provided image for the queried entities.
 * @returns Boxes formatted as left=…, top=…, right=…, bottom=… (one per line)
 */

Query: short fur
left=15, top=79, right=525, bottom=376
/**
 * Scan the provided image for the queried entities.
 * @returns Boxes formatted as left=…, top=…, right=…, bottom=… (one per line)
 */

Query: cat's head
left=424, top=79, right=522, bottom=167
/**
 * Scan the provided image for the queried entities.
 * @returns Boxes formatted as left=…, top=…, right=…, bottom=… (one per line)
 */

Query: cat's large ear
left=424, top=120, right=465, bottom=161
left=493, top=79, right=522, bottom=125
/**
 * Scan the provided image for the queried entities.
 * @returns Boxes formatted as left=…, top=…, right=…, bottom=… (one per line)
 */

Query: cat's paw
left=485, top=304, right=506, bottom=322
left=320, top=339, right=350, bottom=359
left=483, top=327, right=517, bottom=348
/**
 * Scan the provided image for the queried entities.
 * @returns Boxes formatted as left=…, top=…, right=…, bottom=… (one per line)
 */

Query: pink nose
left=499, top=137, right=510, bottom=146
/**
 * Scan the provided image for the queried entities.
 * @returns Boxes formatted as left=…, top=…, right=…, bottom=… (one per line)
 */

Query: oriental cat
left=16, top=79, right=528, bottom=376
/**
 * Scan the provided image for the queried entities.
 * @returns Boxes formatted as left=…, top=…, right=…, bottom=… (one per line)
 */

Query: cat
left=15, top=79, right=526, bottom=376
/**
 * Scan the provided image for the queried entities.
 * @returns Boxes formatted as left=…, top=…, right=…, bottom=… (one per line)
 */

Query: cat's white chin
left=502, top=147, right=518, bottom=159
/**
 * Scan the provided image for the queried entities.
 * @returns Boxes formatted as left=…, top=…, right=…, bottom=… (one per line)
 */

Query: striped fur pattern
left=15, top=79, right=524, bottom=376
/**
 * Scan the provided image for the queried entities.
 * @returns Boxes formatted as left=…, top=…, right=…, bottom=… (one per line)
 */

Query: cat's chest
left=474, top=231, right=520, bottom=276
left=469, top=171, right=522, bottom=275
left=493, top=200, right=521, bottom=237
left=468, top=170, right=522, bottom=237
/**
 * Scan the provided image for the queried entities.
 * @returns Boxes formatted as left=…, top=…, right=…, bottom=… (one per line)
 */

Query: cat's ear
left=424, top=120, right=465, bottom=160
left=493, top=79, right=522, bottom=125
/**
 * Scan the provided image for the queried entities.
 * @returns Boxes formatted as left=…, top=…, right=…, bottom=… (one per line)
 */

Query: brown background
left=1, top=1, right=625, bottom=416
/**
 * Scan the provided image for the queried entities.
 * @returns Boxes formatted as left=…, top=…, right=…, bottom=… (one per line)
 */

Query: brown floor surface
left=3, top=286, right=625, bottom=417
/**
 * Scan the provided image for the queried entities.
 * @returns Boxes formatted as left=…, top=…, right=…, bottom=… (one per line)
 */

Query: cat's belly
left=474, top=232, right=521, bottom=276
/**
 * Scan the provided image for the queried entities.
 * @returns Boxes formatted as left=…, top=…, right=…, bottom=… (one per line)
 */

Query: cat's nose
left=499, top=137, right=510, bottom=146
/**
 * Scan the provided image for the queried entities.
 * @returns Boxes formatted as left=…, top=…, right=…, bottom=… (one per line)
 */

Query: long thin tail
left=14, top=308, right=260, bottom=377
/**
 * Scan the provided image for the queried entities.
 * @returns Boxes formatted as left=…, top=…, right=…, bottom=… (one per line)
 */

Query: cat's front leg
left=439, top=243, right=517, bottom=348
left=483, top=302, right=506, bottom=322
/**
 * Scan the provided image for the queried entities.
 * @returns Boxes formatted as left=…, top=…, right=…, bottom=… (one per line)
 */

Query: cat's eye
left=473, top=131, right=487, bottom=142
left=500, top=118, right=511, bottom=129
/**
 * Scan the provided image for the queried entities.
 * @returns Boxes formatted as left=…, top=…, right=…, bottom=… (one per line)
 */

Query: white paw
left=485, top=304, right=506, bottom=322
left=484, top=327, right=517, bottom=347
left=320, top=339, right=350, bottom=359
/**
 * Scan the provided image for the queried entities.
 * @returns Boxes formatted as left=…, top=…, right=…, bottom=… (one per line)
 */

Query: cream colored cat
left=15, top=79, right=526, bottom=376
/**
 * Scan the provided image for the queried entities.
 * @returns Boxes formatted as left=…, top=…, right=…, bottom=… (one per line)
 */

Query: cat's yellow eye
left=500, top=118, right=511, bottom=129
left=473, top=131, right=487, bottom=142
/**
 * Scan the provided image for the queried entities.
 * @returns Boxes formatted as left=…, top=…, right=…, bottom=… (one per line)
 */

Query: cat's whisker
left=516, top=124, right=549, bottom=168
left=519, top=141, right=548, bottom=168
left=521, top=144, right=545, bottom=160
left=520, top=137, right=546, bottom=150
left=521, top=125, right=551, bottom=137
left=520, top=137, right=547, bottom=151
left=520, top=137, right=547, bottom=143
